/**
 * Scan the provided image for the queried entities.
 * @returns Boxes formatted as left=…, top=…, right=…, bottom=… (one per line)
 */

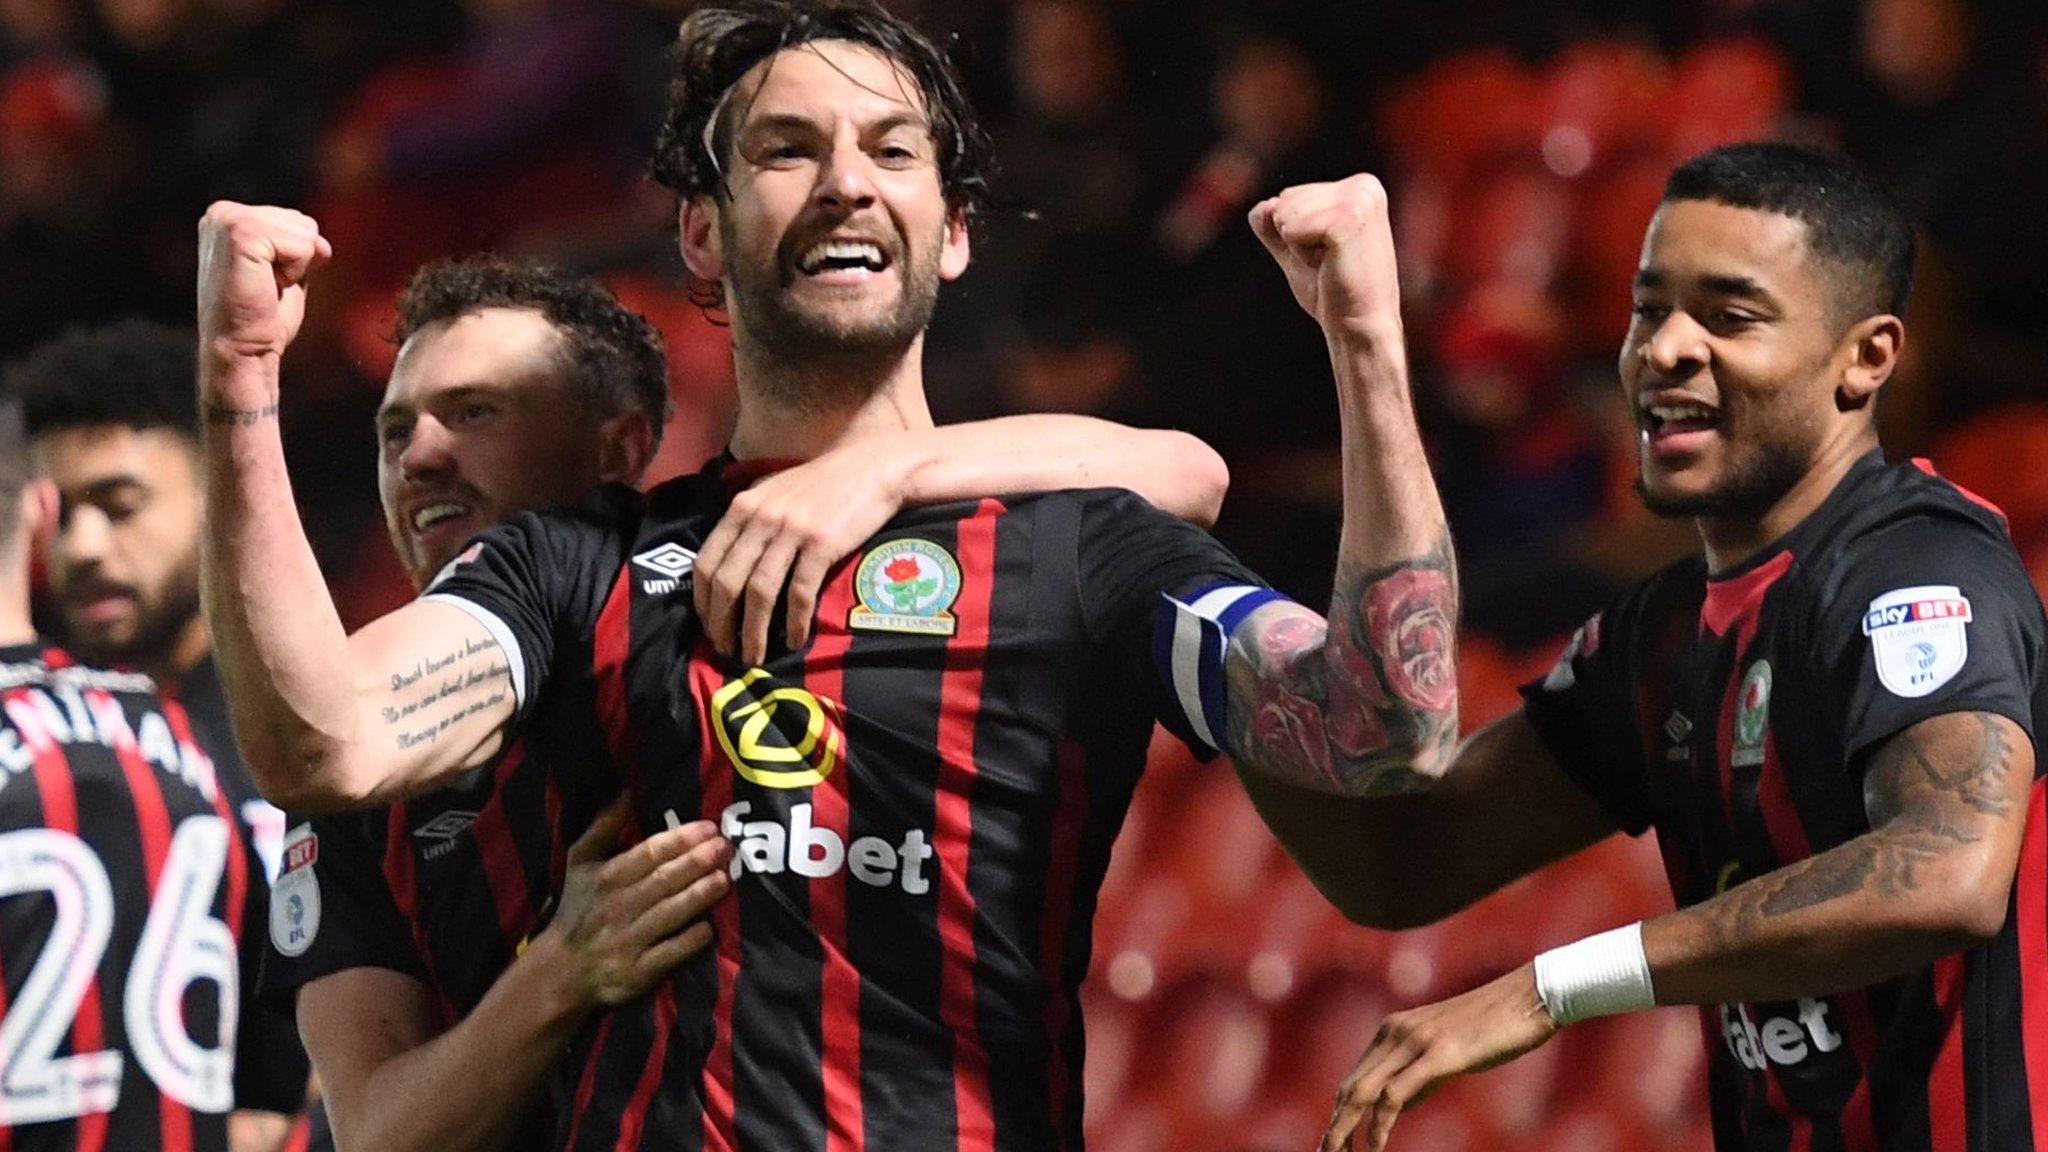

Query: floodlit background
left=6, top=0, right=2047, bottom=1147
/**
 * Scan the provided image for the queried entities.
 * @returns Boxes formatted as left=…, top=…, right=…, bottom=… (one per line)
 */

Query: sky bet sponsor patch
left=1863, top=585, right=1973, bottom=698
left=270, top=823, right=321, bottom=958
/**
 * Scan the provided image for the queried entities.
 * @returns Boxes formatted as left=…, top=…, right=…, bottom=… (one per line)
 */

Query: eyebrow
left=741, top=110, right=932, bottom=139
left=1633, top=269, right=1779, bottom=305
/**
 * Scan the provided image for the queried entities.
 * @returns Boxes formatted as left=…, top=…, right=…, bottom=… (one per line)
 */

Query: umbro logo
left=633, top=543, right=696, bottom=594
left=414, top=810, right=478, bottom=841
left=414, top=809, right=479, bottom=860
left=1663, top=710, right=1692, bottom=743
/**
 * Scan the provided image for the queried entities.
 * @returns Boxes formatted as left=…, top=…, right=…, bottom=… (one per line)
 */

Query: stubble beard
left=1635, top=428, right=1816, bottom=520
left=69, top=544, right=203, bottom=672
left=724, top=218, right=945, bottom=411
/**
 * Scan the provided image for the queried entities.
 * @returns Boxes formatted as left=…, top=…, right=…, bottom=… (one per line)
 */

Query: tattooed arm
left=199, top=202, right=514, bottom=810
left=1224, top=174, right=1459, bottom=796
left=1646, top=710, right=2032, bottom=1002
left=1314, top=710, right=2034, bottom=1152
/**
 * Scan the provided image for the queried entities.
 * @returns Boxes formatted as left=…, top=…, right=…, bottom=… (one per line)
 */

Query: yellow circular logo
left=711, top=668, right=845, bottom=789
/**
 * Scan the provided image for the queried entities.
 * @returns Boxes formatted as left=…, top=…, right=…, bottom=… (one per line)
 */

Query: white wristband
left=1531, top=922, right=1656, bottom=1027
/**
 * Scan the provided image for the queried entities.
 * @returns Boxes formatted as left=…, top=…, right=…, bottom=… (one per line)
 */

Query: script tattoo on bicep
left=1223, top=537, right=1458, bottom=796
left=377, top=632, right=513, bottom=752
left=1703, top=713, right=2016, bottom=935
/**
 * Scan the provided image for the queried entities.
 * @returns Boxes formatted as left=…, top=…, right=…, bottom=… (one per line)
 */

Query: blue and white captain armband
left=1153, top=583, right=1292, bottom=754
left=1532, top=922, right=1656, bottom=1026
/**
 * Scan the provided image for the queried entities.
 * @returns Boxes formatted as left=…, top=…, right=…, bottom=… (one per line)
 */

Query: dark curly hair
left=8, top=319, right=200, bottom=443
left=394, top=257, right=673, bottom=438
left=651, top=0, right=994, bottom=219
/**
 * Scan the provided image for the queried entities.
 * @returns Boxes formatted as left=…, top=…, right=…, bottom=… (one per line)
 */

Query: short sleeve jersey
left=257, top=652, right=625, bottom=1152
left=0, top=642, right=309, bottom=1151
left=1523, top=453, right=2048, bottom=1151
left=423, top=457, right=1264, bottom=1152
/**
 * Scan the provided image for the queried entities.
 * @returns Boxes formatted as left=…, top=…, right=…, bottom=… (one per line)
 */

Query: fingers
left=692, top=507, right=742, bottom=625
left=700, top=515, right=774, bottom=660
left=566, top=794, right=634, bottom=865
left=784, top=547, right=835, bottom=652
left=597, top=816, right=722, bottom=888
left=739, top=533, right=801, bottom=668
left=1249, top=197, right=1289, bottom=265
left=627, top=848, right=734, bottom=946
left=633, top=922, right=718, bottom=983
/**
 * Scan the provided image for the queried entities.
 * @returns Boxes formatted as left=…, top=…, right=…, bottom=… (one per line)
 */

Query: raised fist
left=1248, top=174, right=1402, bottom=338
left=196, top=201, right=331, bottom=367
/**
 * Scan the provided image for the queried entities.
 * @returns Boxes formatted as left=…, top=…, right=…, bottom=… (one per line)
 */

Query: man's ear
left=1838, top=313, right=1904, bottom=411
left=939, top=208, right=971, bottom=282
left=598, top=411, right=658, bottom=487
left=680, top=197, right=725, bottom=284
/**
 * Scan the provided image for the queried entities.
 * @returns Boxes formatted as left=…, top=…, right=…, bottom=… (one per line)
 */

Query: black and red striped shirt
left=425, top=458, right=1259, bottom=1151
left=1523, top=451, right=2048, bottom=1151
left=257, top=684, right=622, bottom=1148
left=0, top=641, right=307, bottom=1152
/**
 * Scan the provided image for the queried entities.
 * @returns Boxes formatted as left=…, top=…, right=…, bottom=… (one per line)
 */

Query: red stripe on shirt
left=20, top=704, right=107, bottom=1152
left=1037, top=738, right=1090, bottom=1149
left=471, top=743, right=536, bottom=950
left=381, top=806, right=456, bottom=1025
left=805, top=558, right=863, bottom=1152
left=121, top=696, right=198, bottom=1152
left=160, top=700, right=247, bottom=938
left=935, top=501, right=1002, bottom=1151
left=568, top=565, right=640, bottom=1146
left=614, top=984, right=678, bottom=1152
left=693, top=651, right=739, bottom=1152
left=560, top=1014, right=615, bottom=1152
left=2016, top=778, right=2048, bottom=1150
left=1929, top=952, right=1970, bottom=1152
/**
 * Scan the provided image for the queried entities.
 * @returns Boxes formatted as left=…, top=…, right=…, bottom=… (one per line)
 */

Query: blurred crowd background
left=6, top=0, right=2048, bottom=1148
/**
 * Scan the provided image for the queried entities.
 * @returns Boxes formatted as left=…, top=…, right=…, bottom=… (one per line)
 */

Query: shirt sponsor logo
left=633, top=542, right=697, bottom=595
left=712, top=668, right=846, bottom=789
left=1720, top=998, right=1843, bottom=1071
left=1862, top=585, right=1972, bottom=698
left=677, top=802, right=934, bottom=895
left=1731, top=660, right=1771, bottom=768
left=271, top=823, right=321, bottom=957
left=849, top=538, right=961, bottom=636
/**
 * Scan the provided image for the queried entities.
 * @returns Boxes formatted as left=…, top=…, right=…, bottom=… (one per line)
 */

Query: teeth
left=798, top=240, right=885, bottom=274
left=413, top=503, right=470, bottom=531
left=1649, top=404, right=1716, bottom=424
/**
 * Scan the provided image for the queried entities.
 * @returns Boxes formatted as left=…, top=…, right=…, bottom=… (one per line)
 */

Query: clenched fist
left=1248, top=174, right=1402, bottom=339
left=196, top=201, right=331, bottom=369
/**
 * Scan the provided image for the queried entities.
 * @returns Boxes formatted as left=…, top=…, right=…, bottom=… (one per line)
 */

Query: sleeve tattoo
left=1705, top=713, right=2017, bottom=936
left=1222, top=538, right=1459, bottom=795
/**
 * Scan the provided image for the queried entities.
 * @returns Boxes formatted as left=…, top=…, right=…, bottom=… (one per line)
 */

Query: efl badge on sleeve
left=270, top=823, right=322, bottom=958
left=849, top=538, right=962, bottom=636
left=1863, top=585, right=1973, bottom=698
left=1731, top=660, right=1771, bottom=767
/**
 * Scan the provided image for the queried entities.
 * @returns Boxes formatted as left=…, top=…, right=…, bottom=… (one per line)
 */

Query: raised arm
left=1214, top=175, right=1459, bottom=797
left=693, top=416, right=1230, bottom=666
left=1320, top=709, right=2033, bottom=1152
left=300, top=802, right=730, bottom=1152
left=197, top=202, right=514, bottom=810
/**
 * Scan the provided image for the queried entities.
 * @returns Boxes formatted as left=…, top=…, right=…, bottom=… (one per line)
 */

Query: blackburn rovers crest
left=849, top=538, right=962, bottom=636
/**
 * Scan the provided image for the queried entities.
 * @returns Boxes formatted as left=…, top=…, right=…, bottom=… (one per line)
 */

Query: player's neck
left=728, top=333, right=936, bottom=461
left=1696, top=427, right=1879, bottom=575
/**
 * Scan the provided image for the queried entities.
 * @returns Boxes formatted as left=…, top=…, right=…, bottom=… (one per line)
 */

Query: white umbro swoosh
left=633, top=542, right=697, bottom=580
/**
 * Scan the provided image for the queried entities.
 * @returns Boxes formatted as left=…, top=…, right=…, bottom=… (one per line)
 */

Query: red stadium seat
left=1569, top=155, right=1673, bottom=357
left=1536, top=40, right=1671, bottom=179
left=1660, top=38, right=1795, bottom=158
left=1381, top=51, right=1543, bottom=185
left=1927, top=403, right=2048, bottom=540
left=1443, top=165, right=1576, bottom=294
left=1122, top=974, right=1273, bottom=1132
